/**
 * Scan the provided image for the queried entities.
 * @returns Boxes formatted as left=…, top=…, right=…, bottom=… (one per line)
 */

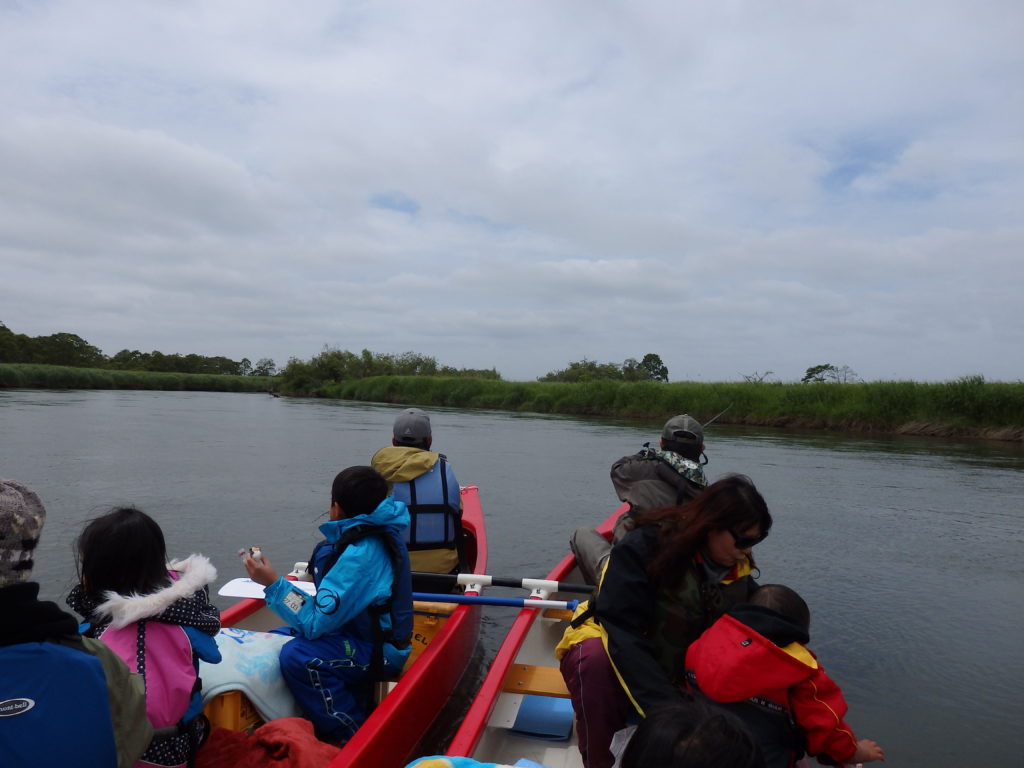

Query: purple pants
left=559, top=637, right=633, bottom=768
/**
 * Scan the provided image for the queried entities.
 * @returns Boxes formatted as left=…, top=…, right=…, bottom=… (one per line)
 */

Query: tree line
left=538, top=353, right=669, bottom=383
left=1, top=321, right=670, bottom=386
left=0, top=323, right=275, bottom=377
left=278, top=346, right=501, bottom=393
left=0, top=323, right=498, bottom=385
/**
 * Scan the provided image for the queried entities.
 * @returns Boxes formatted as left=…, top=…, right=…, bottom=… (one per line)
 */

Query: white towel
left=200, top=628, right=302, bottom=722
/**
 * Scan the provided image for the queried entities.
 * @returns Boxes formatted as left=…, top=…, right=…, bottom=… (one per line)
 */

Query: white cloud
left=1, top=1, right=1022, bottom=382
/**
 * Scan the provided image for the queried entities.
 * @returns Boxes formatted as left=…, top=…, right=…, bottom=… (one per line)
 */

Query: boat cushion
left=511, top=694, right=574, bottom=741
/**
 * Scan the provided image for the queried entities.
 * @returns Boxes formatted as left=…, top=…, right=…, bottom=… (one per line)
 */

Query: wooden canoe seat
left=542, top=607, right=574, bottom=621
left=501, top=664, right=570, bottom=698
left=413, top=600, right=459, bottom=616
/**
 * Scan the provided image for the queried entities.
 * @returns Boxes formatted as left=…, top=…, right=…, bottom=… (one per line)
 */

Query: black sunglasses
left=730, top=529, right=768, bottom=549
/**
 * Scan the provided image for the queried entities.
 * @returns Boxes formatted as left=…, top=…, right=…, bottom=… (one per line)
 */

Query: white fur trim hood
left=94, top=554, right=218, bottom=629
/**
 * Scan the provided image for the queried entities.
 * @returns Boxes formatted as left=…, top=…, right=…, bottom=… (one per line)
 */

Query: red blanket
left=196, top=718, right=339, bottom=768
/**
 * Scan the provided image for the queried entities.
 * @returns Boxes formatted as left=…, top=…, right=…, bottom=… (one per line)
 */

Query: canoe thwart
left=501, top=664, right=570, bottom=698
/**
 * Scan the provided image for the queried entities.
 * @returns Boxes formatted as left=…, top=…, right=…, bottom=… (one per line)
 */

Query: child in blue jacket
left=243, top=465, right=413, bottom=744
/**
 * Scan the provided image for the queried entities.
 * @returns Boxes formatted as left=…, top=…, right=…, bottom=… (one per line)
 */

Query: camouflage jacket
left=610, top=445, right=708, bottom=516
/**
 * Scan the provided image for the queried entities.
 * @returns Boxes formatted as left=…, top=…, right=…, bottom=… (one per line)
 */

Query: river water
left=1, top=389, right=1021, bottom=767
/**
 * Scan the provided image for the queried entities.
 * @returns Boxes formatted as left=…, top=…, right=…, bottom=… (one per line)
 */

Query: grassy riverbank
left=3, top=364, right=1021, bottom=441
left=0, top=364, right=276, bottom=393
left=324, top=375, right=1024, bottom=442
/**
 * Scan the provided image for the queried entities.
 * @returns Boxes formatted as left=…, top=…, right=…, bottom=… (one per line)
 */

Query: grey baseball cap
left=661, top=414, right=704, bottom=447
left=393, top=408, right=432, bottom=444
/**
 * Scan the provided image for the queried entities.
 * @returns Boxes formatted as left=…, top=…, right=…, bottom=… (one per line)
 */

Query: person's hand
left=851, top=738, right=885, bottom=763
left=243, top=553, right=279, bottom=587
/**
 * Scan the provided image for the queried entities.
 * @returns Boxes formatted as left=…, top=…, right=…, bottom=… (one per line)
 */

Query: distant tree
left=251, top=358, right=276, bottom=377
left=833, top=364, right=862, bottom=383
left=742, top=370, right=775, bottom=383
left=239, top=358, right=253, bottom=376
left=640, top=353, right=669, bottom=382
left=182, top=353, right=205, bottom=374
left=30, top=332, right=105, bottom=368
left=394, top=351, right=439, bottom=377
left=208, top=356, right=242, bottom=376
left=279, top=356, right=319, bottom=392
left=541, top=354, right=668, bottom=383
left=802, top=363, right=838, bottom=383
left=802, top=363, right=861, bottom=383
left=0, top=323, right=30, bottom=363
left=359, top=348, right=379, bottom=377
left=539, top=358, right=623, bottom=383
left=144, top=350, right=172, bottom=371
left=621, top=358, right=644, bottom=381
left=109, top=349, right=148, bottom=369
left=438, top=365, right=501, bottom=380
left=308, top=346, right=355, bottom=381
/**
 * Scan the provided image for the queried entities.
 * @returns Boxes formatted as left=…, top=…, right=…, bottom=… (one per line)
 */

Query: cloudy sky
left=2, top=1, right=1021, bottom=383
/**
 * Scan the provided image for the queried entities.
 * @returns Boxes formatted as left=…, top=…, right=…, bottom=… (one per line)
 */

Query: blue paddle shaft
left=412, top=592, right=579, bottom=611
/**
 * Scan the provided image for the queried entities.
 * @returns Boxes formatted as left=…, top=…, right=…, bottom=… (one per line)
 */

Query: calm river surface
left=2, top=389, right=1022, bottom=767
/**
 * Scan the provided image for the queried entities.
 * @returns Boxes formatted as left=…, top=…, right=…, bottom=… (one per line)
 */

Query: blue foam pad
left=511, top=695, right=575, bottom=741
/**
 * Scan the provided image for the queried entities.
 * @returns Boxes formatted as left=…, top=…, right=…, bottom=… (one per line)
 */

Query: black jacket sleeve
left=595, top=526, right=687, bottom=714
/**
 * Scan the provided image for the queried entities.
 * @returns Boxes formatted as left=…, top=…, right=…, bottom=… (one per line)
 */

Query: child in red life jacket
left=684, top=584, right=884, bottom=768
left=68, top=507, right=221, bottom=768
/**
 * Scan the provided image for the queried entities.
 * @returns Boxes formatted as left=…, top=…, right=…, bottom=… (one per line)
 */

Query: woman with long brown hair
left=556, top=474, right=772, bottom=768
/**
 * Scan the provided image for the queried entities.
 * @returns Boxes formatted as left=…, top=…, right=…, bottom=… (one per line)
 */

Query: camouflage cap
left=0, top=480, right=46, bottom=587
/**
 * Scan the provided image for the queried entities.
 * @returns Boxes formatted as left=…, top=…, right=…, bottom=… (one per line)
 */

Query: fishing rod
left=703, top=403, right=732, bottom=428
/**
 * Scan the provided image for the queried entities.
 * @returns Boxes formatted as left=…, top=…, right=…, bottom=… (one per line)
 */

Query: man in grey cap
left=371, top=408, right=464, bottom=578
left=569, top=414, right=709, bottom=584
left=0, top=479, right=152, bottom=767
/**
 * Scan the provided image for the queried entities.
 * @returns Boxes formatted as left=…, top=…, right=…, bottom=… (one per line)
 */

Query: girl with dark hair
left=556, top=474, right=772, bottom=768
left=68, top=507, right=221, bottom=768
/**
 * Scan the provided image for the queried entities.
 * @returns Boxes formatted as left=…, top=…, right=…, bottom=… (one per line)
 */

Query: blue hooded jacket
left=264, top=497, right=411, bottom=648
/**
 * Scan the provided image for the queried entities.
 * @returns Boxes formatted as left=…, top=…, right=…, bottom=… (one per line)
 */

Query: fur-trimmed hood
left=93, top=554, right=218, bottom=630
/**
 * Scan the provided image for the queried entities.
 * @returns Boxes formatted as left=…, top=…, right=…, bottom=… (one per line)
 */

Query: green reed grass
left=5, top=364, right=1021, bottom=440
left=321, top=376, right=1023, bottom=440
left=0, top=364, right=276, bottom=393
